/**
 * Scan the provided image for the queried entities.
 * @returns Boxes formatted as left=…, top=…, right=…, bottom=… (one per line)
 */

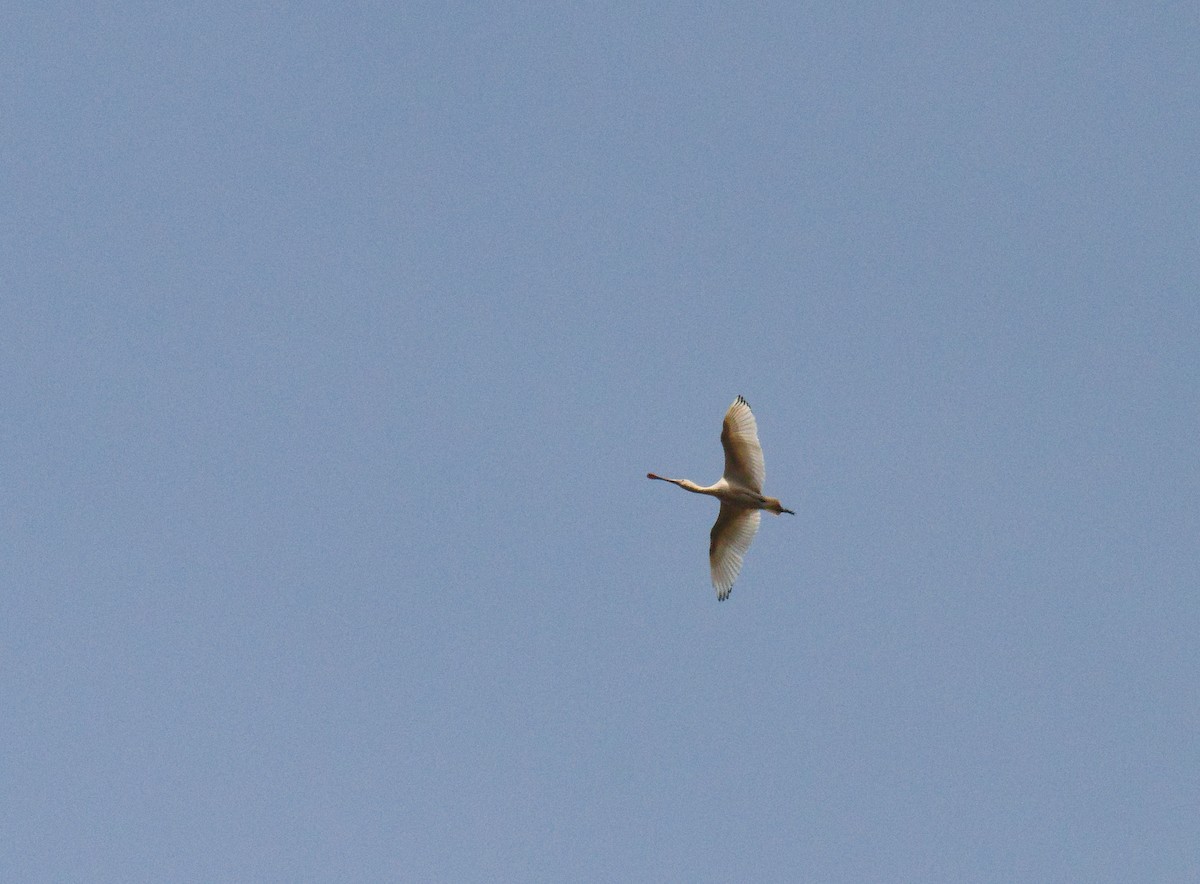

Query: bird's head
left=765, top=497, right=794, bottom=515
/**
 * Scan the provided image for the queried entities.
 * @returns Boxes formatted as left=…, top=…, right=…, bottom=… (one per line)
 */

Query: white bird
left=648, top=395, right=794, bottom=601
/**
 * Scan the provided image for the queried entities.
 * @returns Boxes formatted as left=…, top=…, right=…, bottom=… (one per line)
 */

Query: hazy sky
left=5, top=3, right=1198, bottom=881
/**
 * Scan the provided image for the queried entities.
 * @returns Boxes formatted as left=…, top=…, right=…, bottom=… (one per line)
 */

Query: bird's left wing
left=709, top=504, right=761, bottom=601
left=721, top=395, right=766, bottom=493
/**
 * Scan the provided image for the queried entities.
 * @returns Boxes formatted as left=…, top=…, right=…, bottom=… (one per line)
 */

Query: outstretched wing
left=709, top=504, right=761, bottom=601
left=721, top=395, right=765, bottom=493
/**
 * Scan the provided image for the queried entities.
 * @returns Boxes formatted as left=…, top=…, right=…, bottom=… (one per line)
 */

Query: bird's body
left=648, top=395, right=794, bottom=600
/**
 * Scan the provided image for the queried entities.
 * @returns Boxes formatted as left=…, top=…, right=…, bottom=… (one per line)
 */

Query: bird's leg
left=647, top=474, right=715, bottom=496
left=647, top=472, right=686, bottom=487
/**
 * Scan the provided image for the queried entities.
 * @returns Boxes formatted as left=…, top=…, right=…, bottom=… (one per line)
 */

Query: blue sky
left=4, top=3, right=1198, bottom=881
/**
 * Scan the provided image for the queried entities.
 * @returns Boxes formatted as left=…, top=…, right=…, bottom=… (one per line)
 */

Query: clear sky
left=4, top=3, right=1198, bottom=881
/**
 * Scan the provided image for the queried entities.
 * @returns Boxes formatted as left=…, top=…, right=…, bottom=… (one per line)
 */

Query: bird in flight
left=648, top=395, right=794, bottom=600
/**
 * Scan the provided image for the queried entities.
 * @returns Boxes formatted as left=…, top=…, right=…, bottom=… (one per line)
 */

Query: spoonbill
left=648, top=395, right=794, bottom=600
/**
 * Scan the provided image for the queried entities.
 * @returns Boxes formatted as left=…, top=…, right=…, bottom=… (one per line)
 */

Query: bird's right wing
left=710, top=504, right=761, bottom=601
left=721, top=395, right=766, bottom=493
